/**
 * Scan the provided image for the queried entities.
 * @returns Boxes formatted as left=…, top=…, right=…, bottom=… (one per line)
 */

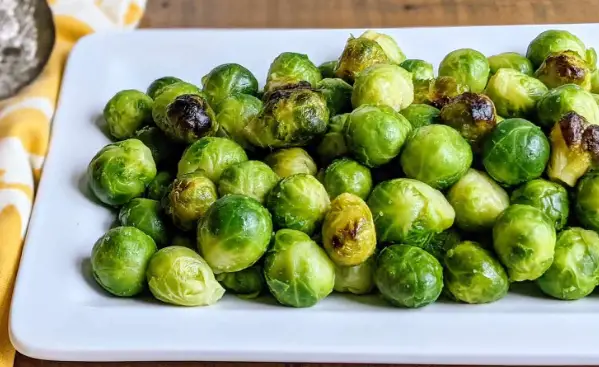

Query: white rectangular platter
left=10, top=24, right=599, bottom=365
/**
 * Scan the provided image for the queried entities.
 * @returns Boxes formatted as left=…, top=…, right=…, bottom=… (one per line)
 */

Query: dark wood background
left=15, top=0, right=599, bottom=365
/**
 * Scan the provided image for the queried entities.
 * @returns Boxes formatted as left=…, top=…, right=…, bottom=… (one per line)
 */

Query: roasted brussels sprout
left=177, top=137, right=248, bottom=182
left=420, top=229, right=461, bottom=261
left=575, top=170, right=599, bottom=232
left=526, top=29, right=594, bottom=68
left=345, top=105, right=412, bottom=167
left=511, top=179, right=570, bottom=229
left=266, top=174, right=330, bottom=235
left=134, top=125, right=176, bottom=167
left=91, top=226, right=157, bottom=297
left=367, top=178, right=455, bottom=245
left=316, top=113, right=349, bottom=162
left=263, top=229, right=335, bottom=307
left=487, top=52, right=533, bottom=76
left=536, top=84, right=599, bottom=129
left=87, top=139, right=157, bottom=207
left=213, top=93, right=262, bottom=150
left=216, top=265, right=265, bottom=299
left=317, top=78, right=353, bottom=117
left=359, top=30, right=406, bottom=65
left=201, top=63, right=259, bottom=106
left=146, top=76, right=183, bottom=100
left=146, top=246, right=225, bottom=306
left=413, top=76, right=470, bottom=108
left=146, top=171, right=172, bottom=201
left=322, top=158, right=372, bottom=200
left=103, top=90, right=153, bottom=140
left=439, top=92, right=498, bottom=148
left=493, top=204, right=556, bottom=281
left=118, top=198, right=169, bottom=247
left=264, top=147, right=317, bottom=178
left=400, top=124, right=472, bottom=190
left=482, top=118, right=550, bottom=186
left=351, top=64, right=414, bottom=111
left=400, top=59, right=434, bottom=81
left=484, top=68, right=548, bottom=119
left=265, top=52, right=321, bottom=92
left=537, top=227, right=599, bottom=300
left=399, top=104, right=440, bottom=128
left=447, top=169, right=509, bottom=232
left=535, top=51, right=592, bottom=91
left=334, top=255, right=376, bottom=295
left=438, top=48, right=490, bottom=93
left=318, top=60, right=337, bottom=78
left=218, top=160, right=280, bottom=203
left=375, top=244, right=443, bottom=308
left=444, top=241, right=509, bottom=304
left=334, top=35, right=391, bottom=83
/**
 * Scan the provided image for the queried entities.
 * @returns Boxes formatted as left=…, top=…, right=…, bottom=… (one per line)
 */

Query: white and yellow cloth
left=0, top=1, right=146, bottom=365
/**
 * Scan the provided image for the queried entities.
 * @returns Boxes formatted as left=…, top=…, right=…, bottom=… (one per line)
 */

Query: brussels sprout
left=317, top=78, right=353, bottom=116
left=213, top=93, right=262, bottom=150
left=419, top=229, right=461, bottom=261
left=319, top=60, right=337, bottom=78
left=482, top=118, right=550, bottom=186
left=487, top=52, right=533, bottom=76
left=87, top=139, right=157, bottom=207
left=146, top=171, right=172, bottom=201
left=413, top=76, right=470, bottom=108
left=439, top=92, right=498, bottom=148
left=152, top=82, right=218, bottom=143
left=526, top=29, right=593, bottom=68
left=316, top=113, right=349, bottom=162
left=218, top=161, right=279, bottom=203
left=162, top=172, right=218, bottom=231
left=537, top=227, right=599, bottom=300
left=537, top=84, right=599, bottom=129
left=510, top=179, right=569, bottom=231
left=244, top=86, right=329, bottom=149
left=265, top=52, right=321, bottom=92
left=535, top=51, right=592, bottom=91
left=134, top=125, right=177, bottom=167
left=118, top=198, right=169, bottom=247
left=266, top=174, right=330, bottom=235
left=216, top=265, right=265, bottom=299
left=345, top=105, right=412, bottom=168
left=367, top=178, right=455, bottom=245
left=263, top=229, right=335, bottom=307
left=334, top=35, right=390, bottom=83
left=201, top=63, right=259, bottom=106
left=334, top=255, right=376, bottom=295
left=351, top=64, right=414, bottom=111
left=444, top=241, right=509, bottom=304
left=493, top=204, right=556, bottom=281
left=400, top=59, right=434, bottom=81
left=447, top=169, right=509, bottom=232
left=359, top=30, right=406, bottom=65
left=438, top=48, right=490, bottom=93
left=146, top=246, right=225, bottom=306
left=197, top=195, right=272, bottom=273
left=400, top=124, right=472, bottom=190
left=375, top=244, right=443, bottom=308
left=103, top=90, right=153, bottom=140
left=322, top=158, right=372, bottom=200
left=177, top=137, right=248, bottom=182
left=484, top=68, right=548, bottom=118
left=575, top=170, right=599, bottom=232
left=91, top=226, right=157, bottom=297
left=399, top=104, right=440, bottom=128
left=146, top=76, right=184, bottom=100
left=264, top=147, right=317, bottom=178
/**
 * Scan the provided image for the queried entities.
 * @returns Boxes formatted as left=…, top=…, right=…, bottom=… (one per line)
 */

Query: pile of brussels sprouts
left=87, top=28, right=599, bottom=308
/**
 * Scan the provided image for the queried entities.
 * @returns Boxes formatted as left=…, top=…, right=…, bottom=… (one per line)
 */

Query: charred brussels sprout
left=400, top=59, right=434, bottom=81
left=420, top=229, right=461, bottom=261
left=438, top=48, right=490, bottom=93
left=493, top=204, right=556, bottom=282
left=575, top=170, right=599, bottom=232
left=488, top=52, right=533, bottom=76
left=87, top=139, right=157, bottom=207
left=322, top=158, right=372, bottom=200
left=400, top=104, right=440, bottom=128
left=316, top=113, right=349, bottom=162
left=351, top=64, right=414, bottom=111
left=526, top=29, right=594, bottom=68
left=537, top=84, right=599, bottom=129
left=317, top=78, right=353, bottom=116
left=375, top=245, right=443, bottom=308
left=535, top=51, right=592, bottom=91
left=218, top=160, right=279, bottom=203
left=439, top=92, right=498, bottom=148
left=444, top=241, right=509, bottom=304
left=134, top=125, right=176, bottom=167
left=118, top=198, right=169, bottom=247
left=413, top=76, right=470, bottom=108
left=265, top=52, right=321, bottom=92
left=400, top=124, right=473, bottom=190
left=103, top=90, right=153, bottom=140
left=360, top=30, right=406, bottom=65
left=334, top=35, right=390, bottom=83
left=318, top=60, right=337, bottom=78
left=146, top=76, right=183, bottom=100
left=334, top=255, right=376, bottom=295
left=146, top=171, right=172, bottom=201
left=177, top=137, right=248, bottom=182
left=213, top=93, right=262, bottom=150
left=162, top=172, right=218, bottom=231
left=91, top=226, right=157, bottom=297
left=484, top=68, right=548, bottom=118
left=216, top=265, right=265, bottom=299
left=201, top=63, right=259, bottom=106
left=263, top=229, right=335, bottom=307
left=264, top=147, right=317, bottom=178
left=511, top=179, right=569, bottom=230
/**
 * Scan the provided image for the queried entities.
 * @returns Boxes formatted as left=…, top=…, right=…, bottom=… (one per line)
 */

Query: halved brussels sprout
left=351, top=64, right=414, bottom=111
left=487, top=52, right=533, bottom=76
left=317, top=78, right=353, bottom=117
left=134, top=125, right=177, bottom=167
left=334, top=255, right=376, bottom=295
left=264, top=147, right=317, bottom=178
left=318, top=60, right=337, bottom=78
left=316, top=113, right=349, bottom=163
left=575, top=170, right=599, bottom=232
left=146, top=76, right=183, bottom=100
left=510, top=179, right=569, bottom=230
left=218, top=160, right=280, bottom=203
left=216, top=265, right=265, bottom=299
left=334, top=35, right=391, bottom=83
left=359, top=30, right=406, bottom=65
left=400, top=59, right=434, bottom=81
left=103, top=89, right=153, bottom=140
left=419, top=229, right=461, bottom=261
left=201, top=63, right=259, bottom=106
left=438, top=48, right=490, bottom=93
left=213, top=93, right=262, bottom=150
left=484, top=68, right=548, bottom=118
left=146, top=171, right=172, bottom=201
left=265, top=52, right=321, bottom=92
left=535, top=51, right=592, bottom=91
left=537, top=84, right=599, bottom=129
left=118, top=198, right=169, bottom=247
left=322, top=158, right=372, bottom=200
left=526, top=29, right=594, bottom=68
left=413, top=76, right=470, bottom=108
left=399, top=104, right=440, bottom=129
left=177, top=137, right=248, bottom=182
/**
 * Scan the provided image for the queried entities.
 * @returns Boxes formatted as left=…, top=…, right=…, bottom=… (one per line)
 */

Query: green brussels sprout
left=511, top=179, right=570, bottom=230
left=316, top=78, right=353, bottom=116
left=197, top=195, right=272, bottom=273
left=91, top=226, right=157, bottom=297
left=146, top=171, right=172, bottom=201
left=535, top=51, right=592, bottom=91
left=413, top=76, right=470, bottom=108
left=316, top=113, right=349, bottom=163
left=215, top=265, right=265, bottom=299
left=526, top=29, right=594, bottom=68
left=484, top=68, right=548, bottom=118
left=266, top=173, right=330, bottom=235
left=537, top=227, right=599, bottom=300
left=162, top=172, right=218, bottom=231
left=345, top=105, right=412, bottom=168
left=244, top=85, right=329, bottom=149
left=217, top=160, right=280, bottom=203
left=487, top=52, right=533, bottom=76
left=87, top=139, right=157, bottom=207
left=146, top=76, right=184, bottom=99
left=575, top=170, right=599, bottom=232
left=118, top=198, right=169, bottom=247
left=443, top=241, right=509, bottom=304
left=438, top=48, right=490, bottom=93
left=447, top=168, right=509, bottom=232
left=375, top=244, right=443, bottom=308
left=334, top=35, right=390, bottom=83
left=152, top=82, right=219, bottom=143
left=367, top=178, right=455, bottom=245
left=334, top=255, right=376, bottom=295
left=359, top=30, right=406, bottom=65
left=399, top=59, right=434, bottom=81
left=146, top=246, right=225, bottom=306
left=322, top=158, right=372, bottom=200
left=103, top=90, right=153, bottom=140
left=265, top=52, right=321, bottom=92
left=263, top=229, right=335, bottom=307
left=536, top=84, right=599, bottom=129
left=213, top=93, right=262, bottom=150
left=201, top=63, right=259, bottom=106
left=351, top=64, right=414, bottom=111
left=400, top=124, right=473, bottom=190
left=492, top=204, right=557, bottom=281
left=322, top=193, right=376, bottom=266
left=419, top=228, right=462, bottom=261
left=318, top=60, right=337, bottom=78
left=482, top=118, right=550, bottom=186
left=177, top=137, right=248, bottom=182
left=399, top=104, right=440, bottom=129
left=264, top=148, right=317, bottom=178
left=134, top=125, right=177, bottom=167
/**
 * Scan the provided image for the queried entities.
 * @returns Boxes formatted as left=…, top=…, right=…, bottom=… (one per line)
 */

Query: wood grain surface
left=14, top=0, right=599, bottom=366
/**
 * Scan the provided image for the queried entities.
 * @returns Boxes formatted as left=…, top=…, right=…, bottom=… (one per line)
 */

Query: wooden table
left=14, top=0, right=599, bottom=366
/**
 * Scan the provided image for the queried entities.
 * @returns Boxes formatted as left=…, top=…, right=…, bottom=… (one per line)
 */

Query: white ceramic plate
left=10, top=24, right=599, bottom=365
